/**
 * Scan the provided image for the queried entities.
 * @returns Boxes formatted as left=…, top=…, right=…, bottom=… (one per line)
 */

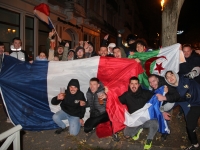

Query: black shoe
left=118, top=29, right=125, bottom=34
left=185, top=144, right=199, bottom=150
left=112, top=133, right=120, bottom=142
left=55, top=128, right=65, bottom=134
left=161, top=134, right=168, bottom=141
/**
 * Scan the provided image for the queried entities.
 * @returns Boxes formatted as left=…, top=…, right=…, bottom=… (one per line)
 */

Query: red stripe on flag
left=97, top=57, right=144, bottom=133
left=34, top=3, right=50, bottom=16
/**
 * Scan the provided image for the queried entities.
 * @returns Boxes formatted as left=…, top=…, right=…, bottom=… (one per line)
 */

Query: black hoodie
left=51, top=79, right=86, bottom=119
left=119, top=86, right=153, bottom=114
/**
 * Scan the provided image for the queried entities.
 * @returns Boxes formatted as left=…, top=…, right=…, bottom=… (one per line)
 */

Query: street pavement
left=1, top=101, right=199, bottom=150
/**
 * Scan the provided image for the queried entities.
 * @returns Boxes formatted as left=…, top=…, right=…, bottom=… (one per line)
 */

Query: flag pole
left=48, top=17, right=60, bottom=39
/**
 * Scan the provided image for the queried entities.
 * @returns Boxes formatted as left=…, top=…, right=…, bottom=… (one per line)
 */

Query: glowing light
left=161, top=0, right=165, bottom=11
left=8, top=29, right=11, bottom=32
left=12, top=29, right=16, bottom=33
left=177, top=30, right=184, bottom=35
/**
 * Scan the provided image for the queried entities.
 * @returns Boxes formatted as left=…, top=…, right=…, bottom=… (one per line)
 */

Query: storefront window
left=25, top=16, right=34, bottom=59
left=0, top=8, right=20, bottom=51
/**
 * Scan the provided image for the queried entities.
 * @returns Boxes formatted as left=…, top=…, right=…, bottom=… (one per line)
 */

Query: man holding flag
left=119, top=76, right=158, bottom=150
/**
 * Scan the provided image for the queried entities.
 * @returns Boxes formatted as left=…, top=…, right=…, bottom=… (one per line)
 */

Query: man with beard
left=119, top=76, right=158, bottom=150
left=165, top=70, right=200, bottom=150
left=51, top=79, right=86, bottom=135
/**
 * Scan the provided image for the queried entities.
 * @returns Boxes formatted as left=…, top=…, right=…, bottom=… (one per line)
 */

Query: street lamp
left=161, top=0, right=165, bottom=11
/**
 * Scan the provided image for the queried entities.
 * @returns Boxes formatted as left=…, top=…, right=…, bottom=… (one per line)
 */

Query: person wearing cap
left=107, top=43, right=116, bottom=55
left=164, top=70, right=200, bottom=150
left=75, top=46, right=85, bottom=59
left=51, top=79, right=86, bottom=135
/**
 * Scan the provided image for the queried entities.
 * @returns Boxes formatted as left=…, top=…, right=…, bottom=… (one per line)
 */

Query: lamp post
left=161, top=0, right=165, bottom=11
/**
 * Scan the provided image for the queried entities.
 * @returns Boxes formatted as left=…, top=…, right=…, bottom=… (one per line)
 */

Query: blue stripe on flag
left=0, top=56, right=58, bottom=130
left=148, top=86, right=169, bottom=134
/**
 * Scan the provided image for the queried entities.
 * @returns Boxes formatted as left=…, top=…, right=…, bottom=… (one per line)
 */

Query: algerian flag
left=128, top=43, right=185, bottom=88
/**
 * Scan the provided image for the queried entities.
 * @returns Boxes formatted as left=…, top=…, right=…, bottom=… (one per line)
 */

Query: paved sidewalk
left=1, top=102, right=200, bottom=150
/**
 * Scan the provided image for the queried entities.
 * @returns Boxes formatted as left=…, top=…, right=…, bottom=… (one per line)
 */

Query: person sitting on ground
left=51, top=79, right=86, bottom=135
left=148, top=74, right=181, bottom=140
left=119, top=76, right=158, bottom=150
left=74, top=46, right=85, bottom=59
left=35, top=52, right=47, bottom=61
left=83, top=78, right=108, bottom=133
left=113, top=46, right=126, bottom=58
left=164, top=70, right=200, bottom=150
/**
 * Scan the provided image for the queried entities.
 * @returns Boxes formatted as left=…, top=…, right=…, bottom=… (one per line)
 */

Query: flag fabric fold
left=0, top=56, right=143, bottom=131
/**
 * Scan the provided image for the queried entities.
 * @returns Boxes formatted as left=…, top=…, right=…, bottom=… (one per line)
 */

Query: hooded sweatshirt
left=51, top=79, right=86, bottom=119
left=164, top=71, right=200, bottom=106
left=151, top=74, right=180, bottom=103
left=119, top=86, right=153, bottom=114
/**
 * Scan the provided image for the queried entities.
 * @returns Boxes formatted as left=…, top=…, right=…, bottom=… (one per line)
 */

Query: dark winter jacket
left=51, top=79, right=86, bottom=119
left=119, top=86, right=153, bottom=114
left=179, top=53, right=200, bottom=84
left=165, top=72, right=200, bottom=106
left=86, top=82, right=106, bottom=117
left=152, top=74, right=180, bottom=103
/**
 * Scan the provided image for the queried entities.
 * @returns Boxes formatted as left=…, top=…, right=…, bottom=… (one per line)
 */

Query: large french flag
left=0, top=55, right=143, bottom=131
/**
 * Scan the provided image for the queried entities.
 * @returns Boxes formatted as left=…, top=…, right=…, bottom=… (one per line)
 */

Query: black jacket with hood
left=152, top=74, right=180, bottom=103
left=119, top=86, right=153, bottom=114
left=51, top=79, right=86, bottom=119
left=86, top=82, right=106, bottom=117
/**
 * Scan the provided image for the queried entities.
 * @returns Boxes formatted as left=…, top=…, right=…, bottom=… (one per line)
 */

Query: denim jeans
left=53, top=110, right=81, bottom=136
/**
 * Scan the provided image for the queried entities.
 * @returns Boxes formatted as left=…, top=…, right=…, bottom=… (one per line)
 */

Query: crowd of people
left=0, top=29, right=200, bottom=150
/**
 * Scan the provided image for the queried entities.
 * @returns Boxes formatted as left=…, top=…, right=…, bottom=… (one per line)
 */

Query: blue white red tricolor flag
left=33, top=3, right=53, bottom=29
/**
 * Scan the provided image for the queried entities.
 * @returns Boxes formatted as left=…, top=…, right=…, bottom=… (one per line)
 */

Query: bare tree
left=162, top=0, right=185, bottom=47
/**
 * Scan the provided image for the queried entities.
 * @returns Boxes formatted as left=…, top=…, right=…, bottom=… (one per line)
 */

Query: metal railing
left=0, top=125, right=22, bottom=150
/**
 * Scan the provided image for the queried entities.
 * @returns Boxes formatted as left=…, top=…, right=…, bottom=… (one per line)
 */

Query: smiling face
left=0, top=45, right=5, bottom=55
left=89, top=81, right=100, bottom=93
left=136, top=43, right=145, bottom=53
left=76, top=49, right=84, bottom=58
left=13, top=39, right=21, bottom=49
left=182, top=46, right=192, bottom=58
left=148, top=76, right=159, bottom=90
left=165, top=72, right=178, bottom=86
left=57, top=47, right=64, bottom=55
left=113, top=48, right=122, bottom=58
left=129, top=79, right=140, bottom=93
left=99, top=47, right=108, bottom=56
left=69, top=86, right=78, bottom=94
left=39, top=52, right=46, bottom=59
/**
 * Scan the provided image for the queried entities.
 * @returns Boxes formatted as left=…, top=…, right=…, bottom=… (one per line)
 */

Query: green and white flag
left=128, top=43, right=185, bottom=88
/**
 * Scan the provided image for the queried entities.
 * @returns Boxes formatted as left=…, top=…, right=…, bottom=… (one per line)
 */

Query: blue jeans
left=53, top=110, right=81, bottom=136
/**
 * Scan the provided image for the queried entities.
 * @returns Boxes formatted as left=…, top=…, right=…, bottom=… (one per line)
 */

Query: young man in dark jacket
left=165, top=70, right=200, bottom=150
left=84, top=77, right=108, bottom=133
left=119, top=76, right=158, bottom=150
left=51, top=79, right=86, bottom=135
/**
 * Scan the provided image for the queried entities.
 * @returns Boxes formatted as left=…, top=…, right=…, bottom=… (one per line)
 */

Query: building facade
left=0, top=0, right=140, bottom=58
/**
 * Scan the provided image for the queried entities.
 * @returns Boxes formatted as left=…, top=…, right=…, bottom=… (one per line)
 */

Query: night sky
left=135, top=0, right=200, bottom=47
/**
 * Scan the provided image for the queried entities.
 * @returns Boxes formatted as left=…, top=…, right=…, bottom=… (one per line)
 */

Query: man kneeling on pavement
left=51, top=79, right=86, bottom=135
left=119, top=76, right=159, bottom=150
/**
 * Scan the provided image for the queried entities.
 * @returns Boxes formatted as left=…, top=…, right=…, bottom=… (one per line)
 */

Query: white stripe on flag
left=124, top=103, right=152, bottom=127
left=153, top=43, right=181, bottom=76
left=47, top=56, right=100, bottom=123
